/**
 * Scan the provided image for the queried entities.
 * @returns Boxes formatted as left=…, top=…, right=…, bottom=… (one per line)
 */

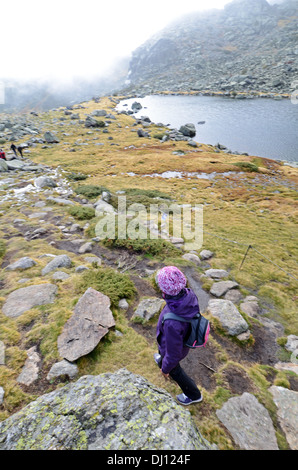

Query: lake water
left=117, top=95, right=298, bottom=163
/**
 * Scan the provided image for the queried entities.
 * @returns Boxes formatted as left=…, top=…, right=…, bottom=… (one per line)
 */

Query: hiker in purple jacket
left=155, top=266, right=202, bottom=406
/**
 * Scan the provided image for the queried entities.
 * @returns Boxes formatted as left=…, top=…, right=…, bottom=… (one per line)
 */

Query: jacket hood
left=163, top=288, right=199, bottom=319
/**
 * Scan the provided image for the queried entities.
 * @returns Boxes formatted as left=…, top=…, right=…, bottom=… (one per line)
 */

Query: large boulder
left=44, top=131, right=59, bottom=143
left=205, top=269, right=229, bottom=279
left=5, top=257, right=36, bottom=271
left=216, top=392, right=278, bottom=450
left=6, top=160, right=25, bottom=170
left=210, top=280, right=239, bottom=298
left=179, top=123, right=196, bottom=137
left=2, top=284, right=58, bottom=318
left=42, top=254, right=72, bottom=275
left=131, top=101, right=142, bottom=111
left=85, top=116, right=105, bottom=128
left=0, top=369, right=215, bottom=450
left=57, top=288, right=115, bottom=361
left=34, top=176, right=57, bottom=189
left=207, top=299, right=249, bottom=336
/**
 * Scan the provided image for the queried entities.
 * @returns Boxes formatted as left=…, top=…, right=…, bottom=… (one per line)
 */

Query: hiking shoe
left=154, top=353, right=162, bottom=366
left=176, top=393, right=203, bottom=405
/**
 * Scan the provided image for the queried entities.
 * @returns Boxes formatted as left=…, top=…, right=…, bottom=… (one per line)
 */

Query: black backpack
left=162, top=312, right=210, bottom=349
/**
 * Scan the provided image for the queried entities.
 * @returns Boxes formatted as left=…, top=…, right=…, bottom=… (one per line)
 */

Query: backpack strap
left=162, top=312, right=199, bottom=324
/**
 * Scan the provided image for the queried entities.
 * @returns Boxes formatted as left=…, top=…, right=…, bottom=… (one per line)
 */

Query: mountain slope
left=126, top=0, right=298, bottom=95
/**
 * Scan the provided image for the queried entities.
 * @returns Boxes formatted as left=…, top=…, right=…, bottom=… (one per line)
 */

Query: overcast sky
left=1, top=0, right=282, bottom=82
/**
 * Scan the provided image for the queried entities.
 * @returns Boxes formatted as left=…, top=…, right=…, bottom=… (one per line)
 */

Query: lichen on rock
left=0, top=369, right=215, bottom=450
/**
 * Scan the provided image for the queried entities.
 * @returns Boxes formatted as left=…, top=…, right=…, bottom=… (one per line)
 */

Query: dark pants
left=157, top=356, right=201, bottom=400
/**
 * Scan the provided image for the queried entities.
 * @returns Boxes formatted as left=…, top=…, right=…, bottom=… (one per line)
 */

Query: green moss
left=276, top=430, right=290, bottom=450
left=212, top=387, right=232, bottom=407
left=273, top=372, right=290, bottom=389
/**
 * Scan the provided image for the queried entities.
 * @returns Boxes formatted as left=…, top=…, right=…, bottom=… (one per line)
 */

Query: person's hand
left=161, top=370, right=169, bottom=380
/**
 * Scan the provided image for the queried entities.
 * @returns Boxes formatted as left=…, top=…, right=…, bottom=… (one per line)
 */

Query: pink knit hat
left=157, top=266, right=187, bottom=296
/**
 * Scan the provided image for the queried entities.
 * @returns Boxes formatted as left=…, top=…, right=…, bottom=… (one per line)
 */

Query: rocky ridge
left=125, top=0, right=298, bottom=97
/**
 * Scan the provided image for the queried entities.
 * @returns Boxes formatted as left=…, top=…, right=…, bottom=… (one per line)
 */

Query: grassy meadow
left=0, top=95, right=297, bottom=449
left=28, top=95, right=297, bottom=331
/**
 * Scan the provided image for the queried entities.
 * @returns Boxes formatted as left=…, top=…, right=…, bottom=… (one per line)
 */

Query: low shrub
left=123, top=188, right=171, bottom=200
left=153, top=133, right=167, bottom=140
left=234, top=161, right=259, bottom=172
left=103, top=237, right=181, bottom=258
left=78, top=266, right=136, bottom=306
left=112, top=187, right=172, bottom=211
left=66, top=172, right=88, bottom=181
left=74, top=185, right=108, bottom=199
left=68, top=206, right=95, bottom=220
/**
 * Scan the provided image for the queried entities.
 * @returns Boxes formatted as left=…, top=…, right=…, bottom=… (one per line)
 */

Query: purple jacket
left=156, top=288, right=200, bottom=374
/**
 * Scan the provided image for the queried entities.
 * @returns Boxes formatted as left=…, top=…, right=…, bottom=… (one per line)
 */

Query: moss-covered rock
left=0, top=369, right=215, bottom=450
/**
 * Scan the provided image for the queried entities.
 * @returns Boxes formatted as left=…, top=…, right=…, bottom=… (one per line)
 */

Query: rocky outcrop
left=0, top=369, right=215, bottom=450
left=126, top=0, right=298, bottom=95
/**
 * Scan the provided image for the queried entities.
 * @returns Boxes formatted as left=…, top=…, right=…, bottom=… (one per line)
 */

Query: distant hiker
left=10, top=144, right=18, bottom=157
left=0, top=149, right=6, bottom=160
left=155, top=266, right=203, bottom=405
left=17, top=146, right=24, bottom=158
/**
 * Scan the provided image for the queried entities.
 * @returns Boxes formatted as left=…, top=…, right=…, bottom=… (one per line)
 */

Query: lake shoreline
left=117, top=93, right=297, bottom=164
left=120, top=88, right=291, bottom=102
